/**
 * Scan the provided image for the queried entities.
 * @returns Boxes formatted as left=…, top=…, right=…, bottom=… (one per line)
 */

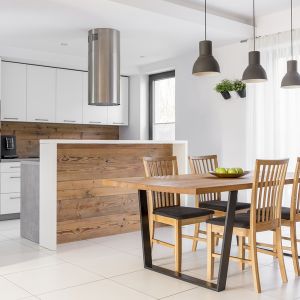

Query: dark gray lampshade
left=242, top=51, right=267, bottom=83
left=192, top=40, right=220, bottom=76
left=281, top=60, right=300, bottom=88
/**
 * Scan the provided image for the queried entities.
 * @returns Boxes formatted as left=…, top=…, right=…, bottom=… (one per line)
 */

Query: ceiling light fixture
left=242, top=0, right=267, bottom=83
left=281, top=0, right=300, bottom=89
left=192, top=0, right=220, bottom=77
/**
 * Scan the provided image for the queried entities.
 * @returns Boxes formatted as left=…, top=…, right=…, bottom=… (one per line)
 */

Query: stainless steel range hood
left=88, top=28, right=120, bottom=106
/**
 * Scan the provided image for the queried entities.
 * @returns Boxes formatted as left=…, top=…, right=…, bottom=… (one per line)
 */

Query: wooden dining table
left=102, top=173, right=294, bottom=292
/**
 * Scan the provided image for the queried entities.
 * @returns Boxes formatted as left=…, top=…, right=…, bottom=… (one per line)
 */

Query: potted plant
left=214, top=80, right=233, bottom=100
left=233, top=80, right=246, bottom=98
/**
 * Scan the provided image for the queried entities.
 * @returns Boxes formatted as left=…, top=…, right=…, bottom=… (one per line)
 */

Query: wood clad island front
left=39, top=140, right=188, bottom=250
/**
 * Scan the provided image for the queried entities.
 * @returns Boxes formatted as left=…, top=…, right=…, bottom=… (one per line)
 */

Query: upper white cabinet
left=82, top=72, right=108, bottom=125
left=0, top=62, right=129, bottom=126
left=27, top=65, right=56, bottom=123
left=1, top=62, right=27, bottom=122
left=56, top=69, right=83, bottom=124
left=107, top=76, right=129, bottom=126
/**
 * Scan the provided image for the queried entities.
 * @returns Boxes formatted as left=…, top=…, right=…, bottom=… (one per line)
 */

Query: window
left=149, top=71, right=175, bottom=140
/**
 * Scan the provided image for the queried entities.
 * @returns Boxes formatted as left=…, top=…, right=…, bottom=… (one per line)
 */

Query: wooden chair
left=189, top=155, right=250, bottom=251
left=206, top=159, right=289, bottom=293
left=143, top=156, right=214, bottom=273
left=278, top=157, right=300, bottom=276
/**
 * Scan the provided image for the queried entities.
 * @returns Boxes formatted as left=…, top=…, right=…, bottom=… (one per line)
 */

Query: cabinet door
left=56, top=69, right=83, bottom=124
left=27, top=65, right=56, bottom=123
left=107, top=76, right=129, bottom=126
left=82, top=72, right=108, bottom=125
left=1, top=62, right=27, bottom=122
left=0, top=193, right=20, bottom=214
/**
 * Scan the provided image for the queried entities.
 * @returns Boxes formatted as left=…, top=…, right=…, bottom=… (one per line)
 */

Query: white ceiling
left=167, top=0, right=300, bottom=24
left=0, top=0, right=297, bottom=74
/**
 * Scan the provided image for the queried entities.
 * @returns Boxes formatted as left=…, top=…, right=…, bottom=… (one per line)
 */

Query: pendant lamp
left=192, top=0, right=220, bottom=76
left=242, top=0, right=267, bottom=83
left=281, top=0, right=300, bottom=88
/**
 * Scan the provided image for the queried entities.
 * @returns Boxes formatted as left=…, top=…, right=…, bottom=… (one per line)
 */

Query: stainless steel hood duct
left=88, top=28, right=120, bottom=106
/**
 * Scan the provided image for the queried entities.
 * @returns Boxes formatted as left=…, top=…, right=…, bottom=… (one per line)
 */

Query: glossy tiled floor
left=0, top=220, right=299, bottom=299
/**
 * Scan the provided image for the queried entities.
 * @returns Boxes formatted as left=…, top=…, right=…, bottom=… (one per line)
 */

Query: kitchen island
left=39, top=140, right=188, bottom=250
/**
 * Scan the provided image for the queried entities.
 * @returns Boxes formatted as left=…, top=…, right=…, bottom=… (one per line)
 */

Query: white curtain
left=246, top=29, right=300, bottom=172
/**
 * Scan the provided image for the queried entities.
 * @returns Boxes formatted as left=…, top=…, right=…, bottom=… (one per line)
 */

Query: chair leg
left=273, top=230, right=277, bottom=257
left=290, top=223, right=300, bottom=276
left=250, top=232, right=261, bottom=293
left=192, top=223, right=200, bottom=252
left=149, top=217, right=155, bottom=248
left=275, top=227, right=288, bottom=283
left=175, top=220, right=182, bottom=273
left=207, top=224, right=214, bottom=280
left=238, top=236, right=245, bottom=270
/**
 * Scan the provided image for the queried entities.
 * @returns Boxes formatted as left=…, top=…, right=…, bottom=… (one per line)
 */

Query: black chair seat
left=154, top=206, right=214, bottom=220
left=199, top=200, right=250, bottom=212
left=207, top=213, right=250, bottom=229
left=281, top=207, right=291, bottom=220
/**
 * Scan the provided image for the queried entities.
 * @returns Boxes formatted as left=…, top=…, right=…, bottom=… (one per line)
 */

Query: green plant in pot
left=214, top=80, right=233, bottom=100
left=233, top=80, right=246, bottom=98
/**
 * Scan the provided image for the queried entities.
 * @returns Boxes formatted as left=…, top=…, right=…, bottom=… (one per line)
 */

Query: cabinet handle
left=3, top=117, right=19, bottom=120
left=9, top=197, right=20, bottom=200
left=9, top=176, right=21, bottom=179
left=89, top=121, right=102, bottom=124
left=10, top=166, right=20, bottom=169
left=35, top=118, right=49, bottom=122
left=63, top=120, right=76, bottom=123
left=113, top=122, right=125, bottom=125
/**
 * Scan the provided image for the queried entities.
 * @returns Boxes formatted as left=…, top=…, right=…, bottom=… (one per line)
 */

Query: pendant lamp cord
left=253, top=0, right=256, bottom=51
left=291, top=0, right=293, bottom=59
left=205, top=0, right=207, bottom=40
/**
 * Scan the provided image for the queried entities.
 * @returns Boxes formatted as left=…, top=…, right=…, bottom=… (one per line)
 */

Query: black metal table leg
left=216, top=190, right=238, bottom=291
left=138, top=190, right=152, bottom=267
left=138, top=189, right=218, bottom=291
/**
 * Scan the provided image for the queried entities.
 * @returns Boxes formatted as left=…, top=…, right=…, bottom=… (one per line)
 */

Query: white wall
left=119, top=75, right=149, bottom=140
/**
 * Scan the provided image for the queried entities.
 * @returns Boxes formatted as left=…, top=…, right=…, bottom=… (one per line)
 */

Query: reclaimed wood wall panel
left=57, top=143, right=173, bottom=243
left=0, top=122, right=119, bottom=158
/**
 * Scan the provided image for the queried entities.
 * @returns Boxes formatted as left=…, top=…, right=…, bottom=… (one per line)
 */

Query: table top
left=102, top=173, right=295, bottom=195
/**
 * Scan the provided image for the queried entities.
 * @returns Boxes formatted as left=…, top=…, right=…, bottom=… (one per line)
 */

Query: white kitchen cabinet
left=27, top=65, right=56, bottom=123
left=56, top=69, right=83, bottom=124
left=82, top=72, right=108, bottom=125
left=1, top=62, right=27, bottom=122
left=107, top=76, right=129, bottom=126
left=0, top=162, right=21, bottom=215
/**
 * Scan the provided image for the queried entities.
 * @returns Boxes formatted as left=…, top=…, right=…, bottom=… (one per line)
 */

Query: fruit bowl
left=209, top=170, right=250, bottom=178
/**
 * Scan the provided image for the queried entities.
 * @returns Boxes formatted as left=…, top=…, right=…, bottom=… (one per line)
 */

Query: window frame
left=149, top=70, right=175, bottom=140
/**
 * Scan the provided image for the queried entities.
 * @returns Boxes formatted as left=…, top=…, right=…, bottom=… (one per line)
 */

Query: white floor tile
left=111, top=269, right=195, bottom=298
left=72, top=252, right=144, bottom=277
left=38, top=280, right=155, bottom=300
left=4, top=263, right=103, bottom=295
left=162, top=286, right=273, bottom=300
left=0, top=276, right=31, bottom=299
left=0, top=255, right=64, bottom=276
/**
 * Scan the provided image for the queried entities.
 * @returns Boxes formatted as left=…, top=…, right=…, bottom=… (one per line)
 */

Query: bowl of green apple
left=209, top=168, right=250, bottom=178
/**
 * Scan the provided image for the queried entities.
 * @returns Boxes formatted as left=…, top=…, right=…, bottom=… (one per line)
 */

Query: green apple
left=236, top=168, right=244, bottom=174
left=227, top=168, right=238, bottom=174
left=215, top=168, right=227, bottom=174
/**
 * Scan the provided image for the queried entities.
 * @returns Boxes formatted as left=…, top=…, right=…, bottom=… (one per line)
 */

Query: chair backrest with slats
left=291, top=157, right=300, bottom=220
left=251, top=159, right=289, bottom=228
left=143, top=156, right=179, bottom=210
left=189, top=155, right=221, bottom=202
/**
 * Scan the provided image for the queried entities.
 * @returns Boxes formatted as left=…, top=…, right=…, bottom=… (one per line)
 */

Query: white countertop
left=40, top=139, right=187, bottom=145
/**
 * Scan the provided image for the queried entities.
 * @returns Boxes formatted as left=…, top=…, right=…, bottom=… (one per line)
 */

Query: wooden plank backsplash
left=0, top=122, right=119, bottom=158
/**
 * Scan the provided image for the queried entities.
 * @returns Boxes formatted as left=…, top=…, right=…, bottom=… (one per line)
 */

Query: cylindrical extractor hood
left=88, top=28, right=120, bottom=106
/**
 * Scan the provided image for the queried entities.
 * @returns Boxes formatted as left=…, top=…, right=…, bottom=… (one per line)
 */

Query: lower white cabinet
left=0, top=193, right=20, bottom=215
left=0, top=162, right=21, bottom=215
